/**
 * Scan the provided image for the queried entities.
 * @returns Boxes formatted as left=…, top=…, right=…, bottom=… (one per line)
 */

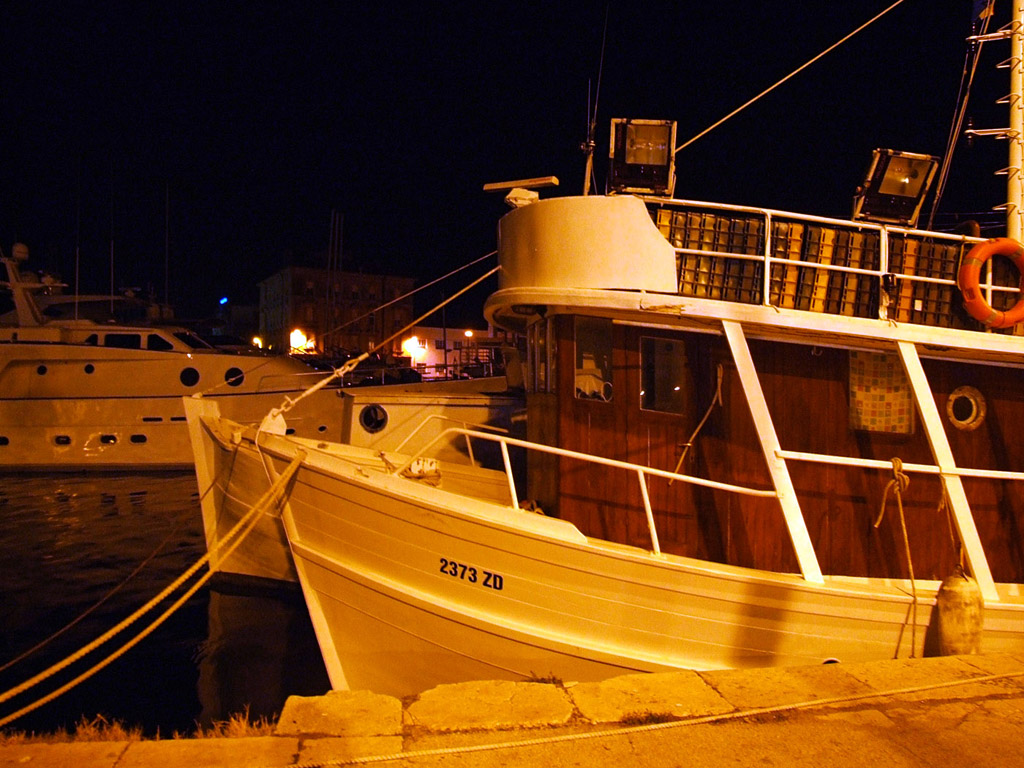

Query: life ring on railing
left=957, top=237, right=1024, bottom=329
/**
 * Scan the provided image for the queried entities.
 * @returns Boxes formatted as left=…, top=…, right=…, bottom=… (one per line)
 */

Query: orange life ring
left=957, top=237, right=1024, bottom=328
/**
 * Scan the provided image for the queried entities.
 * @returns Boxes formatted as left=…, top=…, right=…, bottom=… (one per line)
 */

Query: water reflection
left=0, top=473, right=327, bottom=736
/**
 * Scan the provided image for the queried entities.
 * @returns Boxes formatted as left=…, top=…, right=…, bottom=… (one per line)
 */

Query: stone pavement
left=3, top=653, right=1024, bottom=767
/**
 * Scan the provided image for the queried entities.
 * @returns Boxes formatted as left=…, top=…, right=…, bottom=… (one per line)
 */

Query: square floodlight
left=851, top=148, right=938, bottom=227
left=607, top=118, right=677, bottom=196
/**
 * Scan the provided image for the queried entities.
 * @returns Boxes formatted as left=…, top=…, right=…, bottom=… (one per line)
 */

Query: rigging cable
left=673, top=0, right=907, bottom=156
left=927, top=2, right=995, bottom=229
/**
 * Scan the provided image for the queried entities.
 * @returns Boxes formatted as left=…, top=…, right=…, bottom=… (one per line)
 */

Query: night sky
left=0, top=1, right=1011, bottom=322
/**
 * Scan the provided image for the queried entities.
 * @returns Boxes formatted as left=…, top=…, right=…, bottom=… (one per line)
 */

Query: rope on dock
left=0, top=453, right=304, bottom=728
left=280, top=665, right=1024, bottom=767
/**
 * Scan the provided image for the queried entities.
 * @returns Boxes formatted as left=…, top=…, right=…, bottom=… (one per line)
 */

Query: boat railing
left=777, top=448, right=1024, bottom=483
left=392, top=414, right=510, bottom=466
left=391, top=426, right=777, bottom=555
left=642, top=196, right=1023, bottom=336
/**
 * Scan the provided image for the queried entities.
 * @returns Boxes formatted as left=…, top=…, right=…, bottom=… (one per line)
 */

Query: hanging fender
left=957, top=237, right=1024, bottom=329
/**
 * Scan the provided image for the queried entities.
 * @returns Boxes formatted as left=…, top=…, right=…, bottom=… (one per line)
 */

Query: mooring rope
left=274, top=665, right=1024, bottom=768
left=873, top=456, right=917, bottom=656
left=0, top=454, right=304, bottom=728
left=0, top=506, right=194, bottom=676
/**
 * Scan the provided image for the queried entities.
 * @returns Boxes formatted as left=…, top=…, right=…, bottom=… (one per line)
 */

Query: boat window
left=147, top=333, right=175, bottom=351
left=527, top=319, right=553, bottom=393
left=575, top=317, right=613, bottom=401
left=640, top=336, right=688, bottom=414
left=103, top=333, right=142, bottom=349
left=172, top=331, right=214, bottom=350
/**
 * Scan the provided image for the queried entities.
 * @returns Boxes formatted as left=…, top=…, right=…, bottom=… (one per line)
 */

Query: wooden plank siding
left=536, top=313, right=1024, bottom=583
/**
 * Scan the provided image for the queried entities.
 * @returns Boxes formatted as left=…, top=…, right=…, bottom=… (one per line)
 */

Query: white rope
left=279, top=665, right=1024, bottom=767
left=0, top=454, right=304, bottom=728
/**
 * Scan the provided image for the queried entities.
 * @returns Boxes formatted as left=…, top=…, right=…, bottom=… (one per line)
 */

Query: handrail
left=645, top=196, right=1007, bottom=325
left=392, top=413, right=510, bottom=465
left=390, top=426, right=778, bottom=556
left=778, top=448, right=1024, bottom=483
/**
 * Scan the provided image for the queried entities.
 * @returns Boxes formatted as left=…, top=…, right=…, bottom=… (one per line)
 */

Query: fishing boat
left=186, top=3, right=1024, bottom=696
left=0, top=242, right=346, bottom=470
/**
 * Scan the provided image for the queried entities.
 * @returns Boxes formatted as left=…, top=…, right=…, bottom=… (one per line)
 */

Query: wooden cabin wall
left=545, top=312, right=1024, bottom=583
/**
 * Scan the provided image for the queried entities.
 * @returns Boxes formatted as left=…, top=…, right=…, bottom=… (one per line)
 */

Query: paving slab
left=839, top=655, right=1021, bottom=701
left=276, top=689, right=402, bottom=737
left=405, top=680, right=574, bottom=732
left=697, top=662, right=873, bottom=710
left=568, top=671, right=733, bottom=723
left=0, top=740, right=127, bottom=768
left=117, top=736, right=299, bottom=768
left=298, top=735, right=405, bottom=763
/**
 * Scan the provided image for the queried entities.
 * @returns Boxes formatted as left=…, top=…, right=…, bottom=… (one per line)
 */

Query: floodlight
left=851, top=148, right=938, bottom=227
left=607, top=119, right=677, bottom=196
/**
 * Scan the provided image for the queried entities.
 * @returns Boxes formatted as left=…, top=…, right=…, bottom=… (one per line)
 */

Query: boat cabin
left=486, top=194, right=1024, bottom=592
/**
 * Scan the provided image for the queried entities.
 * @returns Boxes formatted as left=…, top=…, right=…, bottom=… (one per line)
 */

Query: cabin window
left=574, top=317, right=613, bottom=401
left=640, top=336, right=688, bottom=414
left=147, top=334, right=174, bottom=351
left=527, top=318, right=553, bottom=393
left=104, top=333, right=141, bottom=349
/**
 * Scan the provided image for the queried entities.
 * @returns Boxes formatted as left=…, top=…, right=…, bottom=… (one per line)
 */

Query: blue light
left=219, top=296, right=228, bottom=305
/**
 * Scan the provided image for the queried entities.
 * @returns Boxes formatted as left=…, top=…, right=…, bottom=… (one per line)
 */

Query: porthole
left=318, top=424, right=328, bottom=432
left=946, top=386, right=987, bottom=432
left=37, top=365, right=47, bottom=375
left=84, top=364, right=95, bottom=374
left=225, top=367, right=244, bottom=387
left=0, top=436, right=8, bottom=446
left=54, top=435, right=71, bottom=446
left=359, top=404, right=389, bottom=434
left=130, top=434, right=147, bottom=444
left=100, top=434, right=117, bottom=445
left=180, top=367, right=200, bottom=387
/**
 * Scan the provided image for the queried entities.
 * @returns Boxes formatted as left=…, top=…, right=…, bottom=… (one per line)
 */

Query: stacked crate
left=655, top=209, right=764, bottom=304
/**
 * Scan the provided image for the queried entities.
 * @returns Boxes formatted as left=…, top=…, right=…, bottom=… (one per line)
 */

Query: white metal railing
left=777, top=448, right=1024, bottom=483
left=392, top=426, right=778, bottom=556
left=392, top=414, right=510, bottom=466
left=643, top=197, right=1021, bottom=324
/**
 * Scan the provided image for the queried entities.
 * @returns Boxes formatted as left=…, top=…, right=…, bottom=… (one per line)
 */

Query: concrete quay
left=3, top=653, right=1024, bottom=767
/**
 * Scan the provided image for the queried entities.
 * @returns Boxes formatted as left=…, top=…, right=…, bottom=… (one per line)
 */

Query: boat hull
left=196, top=412, right=1024, bottom=698
left=185, top=381, right=523, bottom=584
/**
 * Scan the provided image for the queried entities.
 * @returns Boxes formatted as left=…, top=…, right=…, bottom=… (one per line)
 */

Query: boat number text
left=438, top=557, right=504, bottom=590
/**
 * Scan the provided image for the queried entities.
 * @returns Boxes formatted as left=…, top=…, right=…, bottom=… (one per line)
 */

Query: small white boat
left=187, top=3, right=1024, bottom=697
left=0, top=243, right=345, bottom=470
left=186, top=375, right=524, bottom=586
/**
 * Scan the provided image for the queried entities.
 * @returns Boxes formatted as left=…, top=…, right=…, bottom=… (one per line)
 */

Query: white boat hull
left=191, top=408, right=1024, bottom=698
left=185, top=380, right=523, bottom=584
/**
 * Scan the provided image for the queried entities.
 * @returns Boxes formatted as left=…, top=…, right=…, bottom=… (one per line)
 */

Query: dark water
left=0, top=473, right=329, bottom=736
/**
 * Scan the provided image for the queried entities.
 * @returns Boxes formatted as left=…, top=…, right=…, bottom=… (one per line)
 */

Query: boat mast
left=1010, top=0, right=1024, bottom=238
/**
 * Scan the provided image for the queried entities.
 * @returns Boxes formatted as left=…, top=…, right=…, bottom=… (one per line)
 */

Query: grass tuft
left=189, top=708, right=276, bottom=739
left=619, top=710, right=677, bottom=726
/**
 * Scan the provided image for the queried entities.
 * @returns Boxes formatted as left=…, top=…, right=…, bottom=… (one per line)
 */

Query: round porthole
left=359, top=404, right=388, bottom=434
left=180, top=367, right=200, bottom=387
left=225, top=367, right=244, bottom=387
left=84, top=364, right=95, bottom=374
left=37, top=365, right=47, bottom=375
left=947, top=386, right=986, bottom=432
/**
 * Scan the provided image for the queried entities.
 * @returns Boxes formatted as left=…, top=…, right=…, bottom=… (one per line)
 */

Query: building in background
left=400, top=325, right=513, bottom=380
left=259, top=266, right=415, bottom=355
